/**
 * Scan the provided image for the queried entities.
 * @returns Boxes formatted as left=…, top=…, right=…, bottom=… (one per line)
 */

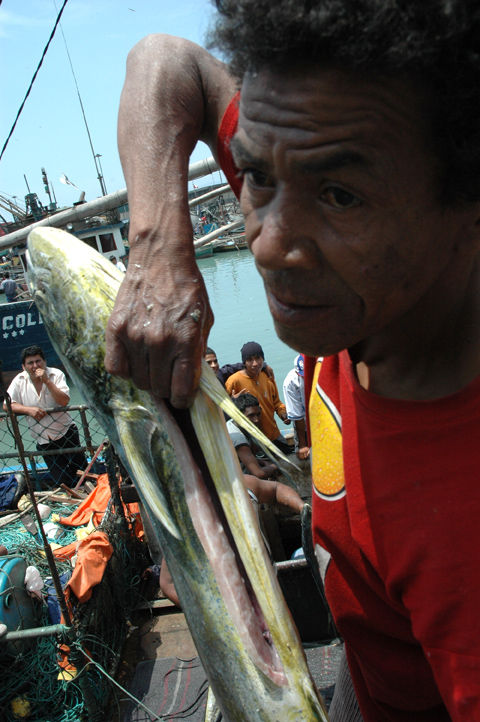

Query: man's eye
left=243, top=168, right=272, bottom=188
left=321, top=187, right=361, bottom=209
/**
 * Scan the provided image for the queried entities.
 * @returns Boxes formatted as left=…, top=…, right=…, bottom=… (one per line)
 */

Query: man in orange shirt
left=225, top=342, right=292, bottom=454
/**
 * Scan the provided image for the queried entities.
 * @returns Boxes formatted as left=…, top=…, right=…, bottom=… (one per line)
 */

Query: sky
left=0, top=0, right=224, bottom=220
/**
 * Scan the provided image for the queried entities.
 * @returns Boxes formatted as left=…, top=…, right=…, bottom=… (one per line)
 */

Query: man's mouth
left=266, top=290, right=334, bottom=326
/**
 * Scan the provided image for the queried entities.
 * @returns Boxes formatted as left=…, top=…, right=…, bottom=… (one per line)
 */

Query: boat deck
left=119, top=587, right=343, bottom=721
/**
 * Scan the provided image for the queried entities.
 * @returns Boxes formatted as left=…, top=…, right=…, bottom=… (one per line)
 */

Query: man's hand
left=296, top=446, right=311, bottom=460
left=105, top=252, right=213, bottom=407
left=258, top=460, right=279, bottom=479
left=28, top=406, right=46, bottom=421
left=231, top=387, right=248, bottom=399
left=34, top=368, right=46, bottom=383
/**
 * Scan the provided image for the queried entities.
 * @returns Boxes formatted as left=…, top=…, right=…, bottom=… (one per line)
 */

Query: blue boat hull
left=0, top=299, right=62, bottom=384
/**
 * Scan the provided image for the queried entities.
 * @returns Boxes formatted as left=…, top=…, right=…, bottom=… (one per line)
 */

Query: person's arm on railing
left=105, top=35, right=237, bottom=407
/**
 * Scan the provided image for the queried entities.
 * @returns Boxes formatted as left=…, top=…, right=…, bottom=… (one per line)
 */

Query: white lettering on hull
left=2, top=311, right=42, bottom=339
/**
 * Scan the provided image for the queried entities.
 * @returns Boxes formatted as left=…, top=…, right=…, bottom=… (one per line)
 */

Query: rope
left=0, top=0, right=70, bottom=163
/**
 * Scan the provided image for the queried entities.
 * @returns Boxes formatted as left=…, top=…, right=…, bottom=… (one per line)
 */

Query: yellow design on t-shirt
left=310, top=362, right=345, bottom=501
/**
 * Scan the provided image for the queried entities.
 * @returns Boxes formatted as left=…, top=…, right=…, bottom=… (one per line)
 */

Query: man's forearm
left=105, top=35, right=236, bottom=406
left=5, top=401, right=29, bottom=415
left=294, top=418, right=308, bottom=448
left=43, top=379, right=69, bottom=407
left=118, top=34, right=235, bottom=258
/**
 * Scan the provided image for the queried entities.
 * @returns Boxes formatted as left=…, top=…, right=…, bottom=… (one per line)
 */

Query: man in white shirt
left=5, top=345, right=87, bottom=487
left=110, top=255, right=127, bottom=273
left=282, top=355, right=310, bottom=460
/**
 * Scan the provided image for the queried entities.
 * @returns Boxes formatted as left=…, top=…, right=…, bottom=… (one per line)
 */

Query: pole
left=95, top=154, right=108, bottom=196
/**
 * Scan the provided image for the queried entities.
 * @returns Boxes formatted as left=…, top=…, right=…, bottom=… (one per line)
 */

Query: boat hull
left=0, top=299, right=62, bottom=385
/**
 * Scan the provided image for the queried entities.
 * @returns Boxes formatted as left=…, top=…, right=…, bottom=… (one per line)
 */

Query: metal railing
left=0, top=403, right=105, bottom=488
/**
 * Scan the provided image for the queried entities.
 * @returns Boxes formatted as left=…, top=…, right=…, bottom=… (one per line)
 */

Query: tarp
left=59, top=473, right=143, bottom=534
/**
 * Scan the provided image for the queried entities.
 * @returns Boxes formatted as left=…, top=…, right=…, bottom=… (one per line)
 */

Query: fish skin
left=26, top=226, right=329, bottom=721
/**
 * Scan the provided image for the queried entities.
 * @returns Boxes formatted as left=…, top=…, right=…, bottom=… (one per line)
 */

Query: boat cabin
left=72, top=221, right=126, bottom=260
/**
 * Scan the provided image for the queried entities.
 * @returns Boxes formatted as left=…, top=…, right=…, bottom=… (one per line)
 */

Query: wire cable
left=0, top=0, right=70, bottom=163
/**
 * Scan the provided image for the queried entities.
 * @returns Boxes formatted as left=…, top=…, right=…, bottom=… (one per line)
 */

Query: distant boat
left=195, top=244, right=213, bottom=258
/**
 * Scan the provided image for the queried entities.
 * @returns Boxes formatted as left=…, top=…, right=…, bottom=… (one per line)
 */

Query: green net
left=0, top=472, right=150, bottom=722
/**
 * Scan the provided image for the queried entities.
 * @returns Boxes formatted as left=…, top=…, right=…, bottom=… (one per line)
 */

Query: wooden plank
left=135, top=598, right=175, bottom=612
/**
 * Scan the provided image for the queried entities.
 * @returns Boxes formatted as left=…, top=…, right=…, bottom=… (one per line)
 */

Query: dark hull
left=0, top=299, right=62, bottom=386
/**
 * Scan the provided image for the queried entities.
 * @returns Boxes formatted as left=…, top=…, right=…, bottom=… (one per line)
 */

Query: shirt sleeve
left=283, top=374, right=305, bottom=420
left=49, top=368, right=70, bottom=397
left=6, top=375, right=22, bottom=403
left=218, top=362, right=243, bottom=386
left=217, top=91, right=242, bottom=199
left=225, top=374, right=239, bottom=396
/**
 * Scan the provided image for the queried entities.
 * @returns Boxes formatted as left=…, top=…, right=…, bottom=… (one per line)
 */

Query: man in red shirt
left=105, top=3, right=480, bottom=720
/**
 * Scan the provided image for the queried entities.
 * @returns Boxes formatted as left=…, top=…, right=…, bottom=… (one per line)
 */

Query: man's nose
left=247, top=194, right=320, bottom=270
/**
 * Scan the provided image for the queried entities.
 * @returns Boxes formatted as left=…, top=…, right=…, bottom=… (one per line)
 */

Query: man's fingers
left=170, top=353, right=203, bottom=409
left=105, top=319, right=131, bottom=378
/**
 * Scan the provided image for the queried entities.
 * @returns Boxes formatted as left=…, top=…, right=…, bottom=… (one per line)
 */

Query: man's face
left=244, top=354, right=263, bottom=379
left=233, top=67, right=479, bottom=359
left=23, top=355, right=45, bottom=378
left=205, top=353, right=219, bottom=373
left=244, top=404, right=262, bottom=427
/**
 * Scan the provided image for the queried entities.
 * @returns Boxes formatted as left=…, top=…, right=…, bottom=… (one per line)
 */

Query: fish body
left=26, top=227, right=328, bottom=721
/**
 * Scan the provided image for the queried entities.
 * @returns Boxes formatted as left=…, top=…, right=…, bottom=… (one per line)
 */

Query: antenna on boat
left=54, top=1, right=107, bottom=197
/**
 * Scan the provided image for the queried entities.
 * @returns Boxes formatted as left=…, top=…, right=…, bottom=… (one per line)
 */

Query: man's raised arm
left=105, top=34, right=237, bottom=407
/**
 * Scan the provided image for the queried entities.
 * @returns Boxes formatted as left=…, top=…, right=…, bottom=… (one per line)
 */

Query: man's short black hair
left=212, top=0, right=480, bottom=203
left=21, top=345, right=45, bottom=365
left=205, top=347, right=216, bottom=356
left=234, top=392, right=261, bottom=413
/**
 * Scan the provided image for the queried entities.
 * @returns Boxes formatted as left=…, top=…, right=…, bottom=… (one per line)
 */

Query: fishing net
left=0, top=442, right=150, bottom=722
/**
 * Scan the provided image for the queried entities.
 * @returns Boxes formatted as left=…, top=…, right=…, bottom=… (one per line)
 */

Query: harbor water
left=198, top=248, right=298, bottom=416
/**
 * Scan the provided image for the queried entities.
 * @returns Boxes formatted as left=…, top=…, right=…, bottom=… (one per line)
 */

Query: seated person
left=225, top=342, right=292, bottom=453
left=227, top=393, right=279, bottom=479
left=160, top=472, right=304, bottom=607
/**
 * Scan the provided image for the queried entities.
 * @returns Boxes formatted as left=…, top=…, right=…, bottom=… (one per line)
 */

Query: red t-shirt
left=310, top=351, right=480, bottom=721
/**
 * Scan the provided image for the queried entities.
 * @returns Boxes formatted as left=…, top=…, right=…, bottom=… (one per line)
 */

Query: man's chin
left=273, top=320, right=348, bottom=359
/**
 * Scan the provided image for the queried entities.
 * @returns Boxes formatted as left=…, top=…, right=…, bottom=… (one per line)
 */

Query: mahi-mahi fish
left=26, top=226, right=329, bottom=721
